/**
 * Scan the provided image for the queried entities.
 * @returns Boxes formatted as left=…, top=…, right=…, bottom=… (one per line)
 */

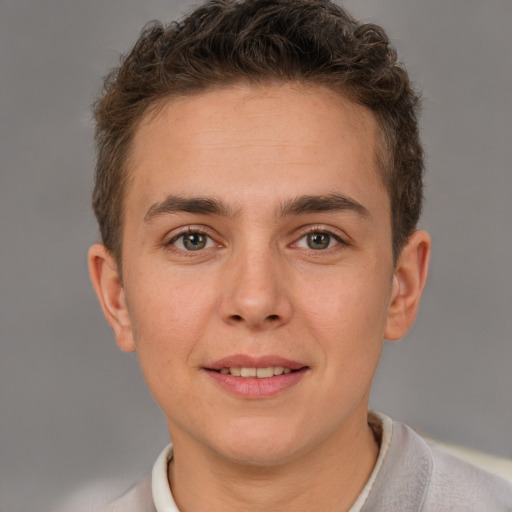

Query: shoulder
left=91, top=444, right=173, bottom=512
left=95, top=474, right=155, bottom=512
left=395, top=420, right=512, bottom=511
left=53, top=474, right=155, bottom=512
left=424, top=441, right=512, bottom=511
left=362, top=416, right=512, bottom=511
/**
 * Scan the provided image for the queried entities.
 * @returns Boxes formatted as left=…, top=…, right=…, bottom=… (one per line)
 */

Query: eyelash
left=166, top=226, right=219, bottom=253
left=164, top=225, right=348, bottom=254
left=293, top=226, right=347, bottom=251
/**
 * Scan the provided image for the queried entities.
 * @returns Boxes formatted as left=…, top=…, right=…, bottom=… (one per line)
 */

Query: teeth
left=256, top=367, right=273, bottom=378
left=240, top=367, right=256, bottom=378
left=219, top=366, right=295, bottom=378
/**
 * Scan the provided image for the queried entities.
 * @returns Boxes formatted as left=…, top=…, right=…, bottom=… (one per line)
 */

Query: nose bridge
left=220, top=237, right=292, bottom=328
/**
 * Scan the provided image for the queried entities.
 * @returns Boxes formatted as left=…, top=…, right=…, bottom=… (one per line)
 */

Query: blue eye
left=171, top=232, right=215, bottom=251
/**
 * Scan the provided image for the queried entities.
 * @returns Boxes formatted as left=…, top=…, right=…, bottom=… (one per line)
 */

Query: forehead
left=126, top=83, right=387, bottom=217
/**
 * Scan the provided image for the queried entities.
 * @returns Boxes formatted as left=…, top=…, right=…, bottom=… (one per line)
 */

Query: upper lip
left=206, top=354, right=307, bottom=371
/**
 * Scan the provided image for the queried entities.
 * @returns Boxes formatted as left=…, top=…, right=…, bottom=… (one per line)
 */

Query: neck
left=168, top=411, right=380, bottom=512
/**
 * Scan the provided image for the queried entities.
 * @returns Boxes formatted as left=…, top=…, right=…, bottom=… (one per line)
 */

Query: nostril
left=267, top=314, right=280, bottom=321
left=231, top=314, right=243, bottom=322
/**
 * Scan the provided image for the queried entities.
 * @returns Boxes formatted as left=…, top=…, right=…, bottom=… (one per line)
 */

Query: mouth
left=213, top=366, right=302, bottom=378
left=204, top=356, right=309, bottom=397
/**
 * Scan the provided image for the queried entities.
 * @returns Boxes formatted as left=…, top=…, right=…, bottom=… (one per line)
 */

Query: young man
left=88, top=1, right=512, bottom=510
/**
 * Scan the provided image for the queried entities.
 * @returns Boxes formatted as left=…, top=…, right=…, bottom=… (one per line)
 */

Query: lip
left=204, top=354, right=309, bottom=399
left=207, top=354, right=306, bottom=371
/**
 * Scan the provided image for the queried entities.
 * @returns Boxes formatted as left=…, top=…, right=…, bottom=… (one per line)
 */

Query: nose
left=219, top=246, right=293, bottom=330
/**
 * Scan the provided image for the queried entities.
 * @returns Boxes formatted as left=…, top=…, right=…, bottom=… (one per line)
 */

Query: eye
left=295, top=231, right=342, bottom=250
left=170, top=231, right=216, bottom=251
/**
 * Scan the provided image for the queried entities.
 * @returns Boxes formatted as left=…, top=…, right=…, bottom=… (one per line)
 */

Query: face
left=90, top=83, right=427, bottom=467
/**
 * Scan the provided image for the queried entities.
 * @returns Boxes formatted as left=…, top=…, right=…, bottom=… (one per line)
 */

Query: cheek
left=298, top=264, right=392, bottom=356
left=125, top=271, right=218, bottom=415
left=125, top=267, right=217, bottom=364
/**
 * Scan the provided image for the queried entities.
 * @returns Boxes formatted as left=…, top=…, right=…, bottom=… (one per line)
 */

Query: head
left=88, top=0, right=430, bottom=470
left=92, top=0, right=424, bottom=271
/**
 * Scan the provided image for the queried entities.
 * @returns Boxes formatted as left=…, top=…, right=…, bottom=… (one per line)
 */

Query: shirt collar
left=152, top=443, right=178, bottom=512
left=348, top=411, right=393, bottom=511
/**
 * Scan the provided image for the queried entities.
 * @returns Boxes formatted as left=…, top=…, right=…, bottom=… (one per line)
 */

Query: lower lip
left=205, top=368, right=308, bottom=398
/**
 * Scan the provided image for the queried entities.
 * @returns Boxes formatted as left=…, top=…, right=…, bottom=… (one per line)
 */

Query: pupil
left=307, top=232, right=330, bottom=250
left=184, top=233, right=206, bottom=250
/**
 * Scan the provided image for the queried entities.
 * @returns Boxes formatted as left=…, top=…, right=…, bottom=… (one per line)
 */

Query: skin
left=89, top=83, right=430, bottom=512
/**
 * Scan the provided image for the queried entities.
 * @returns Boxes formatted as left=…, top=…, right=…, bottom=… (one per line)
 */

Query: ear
left=385, top=230, right=431, bottom=341
left=88, top=243, right=136, bottom=352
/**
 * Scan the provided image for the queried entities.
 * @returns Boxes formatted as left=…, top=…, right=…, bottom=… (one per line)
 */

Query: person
left=87, top=0, right=512, bottom=510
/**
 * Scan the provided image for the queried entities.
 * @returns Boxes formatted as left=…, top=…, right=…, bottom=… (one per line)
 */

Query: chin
left=218, top=443, right=300, bottom=468
left=209, top=419, right=310, bottom=468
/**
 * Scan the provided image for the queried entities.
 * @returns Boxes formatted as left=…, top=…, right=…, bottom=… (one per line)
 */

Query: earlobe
left=88, top=244, right=136, bottom=352
left=385, top=230, right=431, bottom=341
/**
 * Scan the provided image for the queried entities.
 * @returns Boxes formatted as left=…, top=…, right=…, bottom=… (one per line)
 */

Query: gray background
left=1, top=1, right=511, bottom=511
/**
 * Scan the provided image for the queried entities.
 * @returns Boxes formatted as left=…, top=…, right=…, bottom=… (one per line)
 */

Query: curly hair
left=93, top=0, right=423, bottom=267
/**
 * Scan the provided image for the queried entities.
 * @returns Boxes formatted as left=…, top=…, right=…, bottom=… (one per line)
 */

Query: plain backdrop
left=1, top=1, right=511, bottom=511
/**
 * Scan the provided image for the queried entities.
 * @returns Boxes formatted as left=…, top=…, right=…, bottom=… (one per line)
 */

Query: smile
left=206, top=358, right=308, bottom=398
left=205, top=355, right=308, bottom=397
left=217, top=366, right=294, bottom=378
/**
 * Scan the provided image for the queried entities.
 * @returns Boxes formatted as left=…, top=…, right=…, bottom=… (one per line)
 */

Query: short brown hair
left=93, top=0, right=423, bottom=267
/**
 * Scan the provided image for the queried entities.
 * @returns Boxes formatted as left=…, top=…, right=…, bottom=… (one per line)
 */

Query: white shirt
left=87, top=412, right=512, bottom=511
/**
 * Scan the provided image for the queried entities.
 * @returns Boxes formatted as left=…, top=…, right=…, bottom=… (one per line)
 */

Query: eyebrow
left=144, top=195, right=236, bottom=223
left=279, top=193, right=370, bottom=218
left=143, top=193, right=369, bottom=223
